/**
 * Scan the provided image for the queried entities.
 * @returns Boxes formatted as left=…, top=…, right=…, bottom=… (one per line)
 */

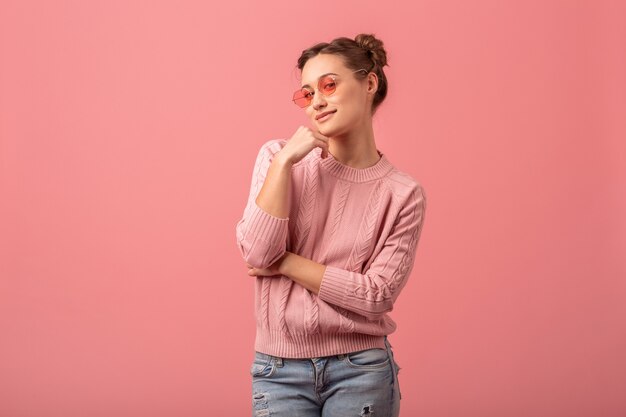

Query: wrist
left=274, top=152, right=294, bottom=168
left=278, top=251, right=292, bottom=275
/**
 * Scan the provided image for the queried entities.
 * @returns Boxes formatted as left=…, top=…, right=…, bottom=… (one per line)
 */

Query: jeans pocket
left=250, top=352, right=276, bottom=378
left=344, top=348, right=390, bottom=369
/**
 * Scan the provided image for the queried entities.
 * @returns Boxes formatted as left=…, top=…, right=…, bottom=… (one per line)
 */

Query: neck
left=326, top=118, right=380, bottom=169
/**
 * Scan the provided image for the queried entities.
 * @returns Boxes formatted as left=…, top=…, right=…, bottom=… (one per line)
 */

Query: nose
left=311, top=90, right=327, bottom=111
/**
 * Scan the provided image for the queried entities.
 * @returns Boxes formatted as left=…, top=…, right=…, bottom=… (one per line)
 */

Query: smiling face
left=299, top=54, right=377, bottom=137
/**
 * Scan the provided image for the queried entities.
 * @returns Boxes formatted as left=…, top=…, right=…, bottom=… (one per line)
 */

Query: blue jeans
left=250, top=336, right=402, bottom=417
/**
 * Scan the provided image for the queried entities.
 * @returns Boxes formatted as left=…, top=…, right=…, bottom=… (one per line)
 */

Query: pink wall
left=1, top=1, right=625, bottom=416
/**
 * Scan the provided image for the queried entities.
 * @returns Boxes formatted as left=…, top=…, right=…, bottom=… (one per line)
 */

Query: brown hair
left=296, top=33, right=389, bottom=116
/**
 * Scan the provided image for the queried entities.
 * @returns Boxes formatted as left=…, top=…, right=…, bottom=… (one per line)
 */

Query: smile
left=317, top=110, right=336, bottom=122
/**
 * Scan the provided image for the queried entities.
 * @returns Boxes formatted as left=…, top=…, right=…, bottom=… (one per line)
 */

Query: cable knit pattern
left=348, top=181, right=385, bottom=271
left=260, top=278, right=271, bottom=329
left=236, top=138, right=427, bottom=358
left=325, top=181, right=351, bottom=259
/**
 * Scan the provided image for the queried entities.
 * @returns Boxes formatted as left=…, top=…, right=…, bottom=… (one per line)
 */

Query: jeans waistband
left=268, top=335, right=392, bottom=367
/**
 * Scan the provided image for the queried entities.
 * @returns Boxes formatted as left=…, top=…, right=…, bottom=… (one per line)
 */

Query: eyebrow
left=301, top=72, right=338, bottom=89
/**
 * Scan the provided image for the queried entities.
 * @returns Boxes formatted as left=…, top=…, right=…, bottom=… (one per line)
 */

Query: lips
left=316, top=110, right=336, bottom=120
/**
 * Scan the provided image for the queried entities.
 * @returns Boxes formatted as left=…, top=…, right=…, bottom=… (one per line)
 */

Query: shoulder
left=257, top=138, right=316, bottom=170
left=257, top=138, right=288, bottom=158
left=383, top=168, right=427, bottom=209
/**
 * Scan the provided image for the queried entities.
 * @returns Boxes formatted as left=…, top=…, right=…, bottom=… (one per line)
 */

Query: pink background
left=1, top=1, right=625, bottom=416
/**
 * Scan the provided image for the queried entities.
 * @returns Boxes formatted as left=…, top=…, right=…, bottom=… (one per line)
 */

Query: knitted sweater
left=235, top=138, right=427, bottom=358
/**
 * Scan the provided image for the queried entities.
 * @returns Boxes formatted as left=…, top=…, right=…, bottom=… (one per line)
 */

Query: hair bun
left=354, top=33, right=388, bottom=67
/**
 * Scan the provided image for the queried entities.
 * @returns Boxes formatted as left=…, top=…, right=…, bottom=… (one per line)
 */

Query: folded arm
left=279, top=186, right=427, bottom=321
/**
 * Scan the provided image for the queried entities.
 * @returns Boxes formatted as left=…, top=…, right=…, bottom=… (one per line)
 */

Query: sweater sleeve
left=235, top=140, right=290, bottom=269
left=318, top=186, right=427, bottom=321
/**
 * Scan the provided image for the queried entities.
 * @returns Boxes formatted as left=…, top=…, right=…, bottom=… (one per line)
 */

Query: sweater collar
left=317, top=147, right=394, bottom=183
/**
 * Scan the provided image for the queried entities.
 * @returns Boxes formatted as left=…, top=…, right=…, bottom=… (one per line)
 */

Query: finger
left=319, top=140, right=329, bottom=158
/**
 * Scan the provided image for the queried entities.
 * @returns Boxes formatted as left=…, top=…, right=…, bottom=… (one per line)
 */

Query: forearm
left=278, top=251, right=325, bottom=294
left=255, top=153, right=293, bottom=219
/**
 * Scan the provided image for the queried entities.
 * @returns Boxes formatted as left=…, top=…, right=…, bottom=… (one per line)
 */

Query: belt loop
left=274, top=356, right=283, bottom=367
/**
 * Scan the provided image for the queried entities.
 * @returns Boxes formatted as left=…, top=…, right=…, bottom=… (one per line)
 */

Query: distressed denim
left=250, top=336, right=402, bottom=417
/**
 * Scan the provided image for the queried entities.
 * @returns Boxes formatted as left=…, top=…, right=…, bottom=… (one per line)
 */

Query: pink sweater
left=235, top=138, right=427, bottom=358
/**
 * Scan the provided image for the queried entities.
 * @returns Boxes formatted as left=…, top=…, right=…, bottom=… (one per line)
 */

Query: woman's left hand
left=245, top=256, right=285, bottom=277
left=246, top=251, right=291, bottom=276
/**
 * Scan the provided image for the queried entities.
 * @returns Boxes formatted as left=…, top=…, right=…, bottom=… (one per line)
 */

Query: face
left=297, top=54, right=377, bottom=137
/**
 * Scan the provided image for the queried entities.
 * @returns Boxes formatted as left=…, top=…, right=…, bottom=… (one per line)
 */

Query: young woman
left=236, top=33, right=427, bottom=417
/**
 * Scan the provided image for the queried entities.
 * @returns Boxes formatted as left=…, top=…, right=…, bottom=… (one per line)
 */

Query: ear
left=367, top=72, right=379, bottom=95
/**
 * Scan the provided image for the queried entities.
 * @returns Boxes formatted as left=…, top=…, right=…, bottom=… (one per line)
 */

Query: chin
left=318, top=125, right=334, bottom=136
left=317, top=119, right=341, bottom=133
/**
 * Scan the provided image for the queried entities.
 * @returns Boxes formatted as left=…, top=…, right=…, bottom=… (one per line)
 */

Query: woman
left=235, top=33, right=427, bottom=417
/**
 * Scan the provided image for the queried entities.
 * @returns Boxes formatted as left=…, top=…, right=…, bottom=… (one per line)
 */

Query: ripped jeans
left=250, top=336, right=402, bottom=417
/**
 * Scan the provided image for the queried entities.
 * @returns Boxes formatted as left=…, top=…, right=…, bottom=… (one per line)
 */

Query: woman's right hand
left=278, top=126, right=330, bottom=165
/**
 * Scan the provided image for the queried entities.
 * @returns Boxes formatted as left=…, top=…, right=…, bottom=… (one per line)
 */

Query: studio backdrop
left=1, top=1, right=625, bottom=416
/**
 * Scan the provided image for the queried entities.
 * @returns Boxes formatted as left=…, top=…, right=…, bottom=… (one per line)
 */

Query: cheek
left=332, top=96, right=351, bottom=115
left=338, top=90, right=364, bottom=112
left=337, top=100, right=358, bottom=119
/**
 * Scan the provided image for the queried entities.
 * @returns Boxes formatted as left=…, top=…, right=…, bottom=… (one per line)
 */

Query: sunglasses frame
left=292, top=68, right=370, bottom=108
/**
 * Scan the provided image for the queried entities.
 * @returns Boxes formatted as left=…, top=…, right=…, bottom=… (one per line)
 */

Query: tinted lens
left=319, top=75, right=336, bottom=95
left=293, top=89, right=312, bottom=108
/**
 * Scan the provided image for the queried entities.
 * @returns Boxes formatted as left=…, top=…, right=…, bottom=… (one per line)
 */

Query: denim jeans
left=250, top=336, right=402, bottom=417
